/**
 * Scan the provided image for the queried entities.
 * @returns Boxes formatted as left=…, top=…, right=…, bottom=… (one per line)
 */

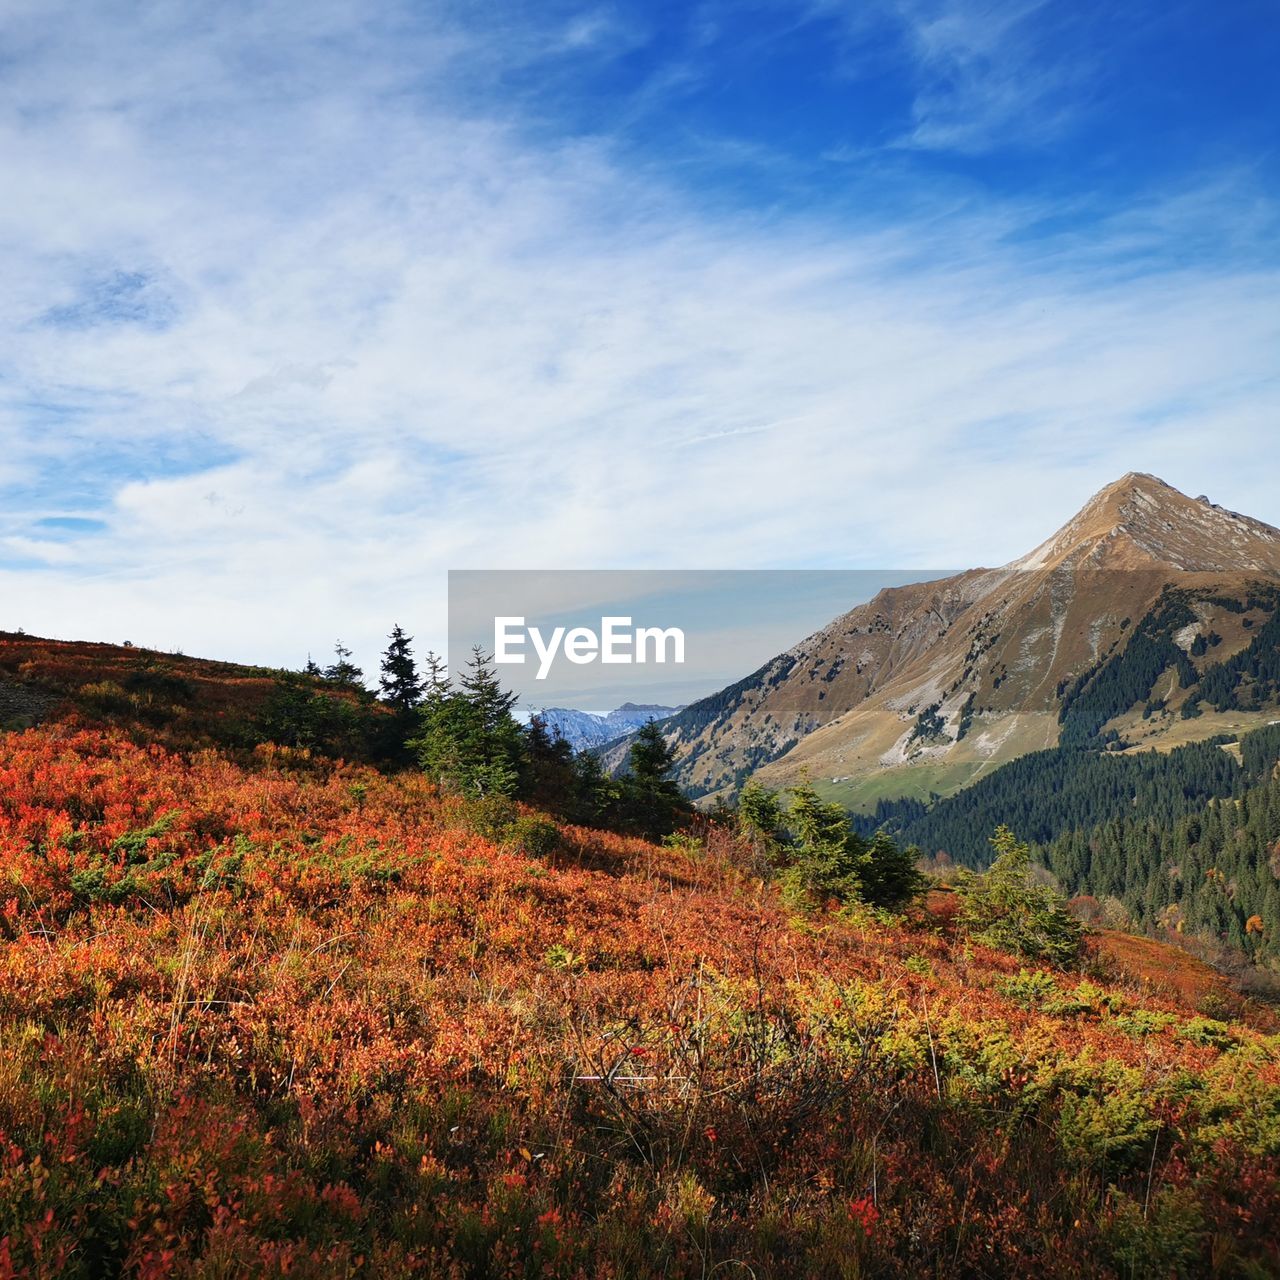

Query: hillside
left=0, top=631, right=285, bottom=736
left=0, top=722, right=1278, bottom=1275
left=1, top=636, right=1279, bottom=1275
left=0, top=630, right=394, bottom=759
left=644, top=475, right=1280, bottom=807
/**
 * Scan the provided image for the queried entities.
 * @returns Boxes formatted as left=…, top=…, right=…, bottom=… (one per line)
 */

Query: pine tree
left=629, top=719, right=677, bottom=786
left=570, top=748, right=614, bottom=826
left=379, top=625, right=423, bottom=711
left=324, top=641, right=365, bottom=690
left=956, top=826, right=1084, bottom=966
left=523, top=714, right=576, bottom=807
left=860, top=830, right=924, bottom=911
left=737, top=778, right=783, bottom=853
left=785, top=780, right=867, bottom=905
left=411, top=648, right=523, bottom=798
left=422, top=652, right=449, bottom=702
left=622, top=720, right=684, bottom=838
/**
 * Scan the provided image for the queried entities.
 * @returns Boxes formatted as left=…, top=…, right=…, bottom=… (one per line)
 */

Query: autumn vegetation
left=0, top=631, right=1278, bottom=1276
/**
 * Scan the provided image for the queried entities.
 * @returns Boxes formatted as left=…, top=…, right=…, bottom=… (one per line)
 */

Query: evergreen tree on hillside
left=569, top=748, right=616, bottom=826
left=411, top=648, right=523, bottom=797
left=737, top=778, right=784, bottom=854
left=622, top=719, right=685, bottom=838
left=956, top=826, right=1083, bottom=966
left=860, top=829, right=925, bottom=912
left=779, top=780, right=923, bottom=912
left=421, top=652, right=449, bottom=702
left=324, top=641, right=365, bottom=690
left=523, top=714, right=577, bottom=808
left=629, top=719, right=678, bottom=786
left=785, top=780, right=868, bottom=905
left=259, top=674, right=372, bottom=758
left=379, top=625, right=423, bottom=711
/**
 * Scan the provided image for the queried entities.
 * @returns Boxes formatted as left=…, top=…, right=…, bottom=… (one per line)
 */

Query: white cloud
left=0, top=1, right=1276, bottom=681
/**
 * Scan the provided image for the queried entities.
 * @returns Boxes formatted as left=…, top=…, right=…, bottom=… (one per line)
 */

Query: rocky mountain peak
left=1010, top=473, right=1280, bottom=574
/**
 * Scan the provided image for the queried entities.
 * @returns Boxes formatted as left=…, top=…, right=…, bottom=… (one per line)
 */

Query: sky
left=1, top=0, right=1278, bottom=680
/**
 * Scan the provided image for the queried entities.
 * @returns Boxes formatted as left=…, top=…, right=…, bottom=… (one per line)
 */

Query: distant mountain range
left=608, top=473, right=1280, bottom=810
left=534, top=702, right=684, bottom=752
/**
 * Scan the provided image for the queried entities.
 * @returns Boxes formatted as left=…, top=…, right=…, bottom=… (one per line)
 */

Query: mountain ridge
left=534, top=701, right=684, bottom=752
left=639, top=474, right=1280, bottom=806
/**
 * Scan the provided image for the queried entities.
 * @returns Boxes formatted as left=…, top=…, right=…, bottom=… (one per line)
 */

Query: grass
left=813, top=761, right=988, bottom=813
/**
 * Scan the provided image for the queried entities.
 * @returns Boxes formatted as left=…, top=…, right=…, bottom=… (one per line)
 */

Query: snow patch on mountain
left=534, top=702, right=685, bottom=752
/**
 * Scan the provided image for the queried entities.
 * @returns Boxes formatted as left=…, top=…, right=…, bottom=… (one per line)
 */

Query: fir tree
left=860, top=829, right=925, bottom=912
left=523, top=714, right=577, bottom=807
left=784, top=779, right=868, bottom=906
left=622, top=719, right=684, bottom=838
left=411, top=648, right=523, bottom=798
left=956, top=826, right=1084, bottom=967
left=737, top=778, right=783, bottom=855
left=323, top=641, right=365, bottom=690
left=379, top=625, right=423, bottom=711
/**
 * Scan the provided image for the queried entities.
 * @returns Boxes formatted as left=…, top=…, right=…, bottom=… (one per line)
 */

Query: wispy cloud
left=890, top=0, right=1079, bottom=150
left=801, top=0, right=1101, bottom=151
left=0, top=1, right=1276, bottom=676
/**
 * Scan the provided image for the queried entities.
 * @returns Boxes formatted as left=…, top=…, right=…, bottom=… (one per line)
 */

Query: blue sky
left=0, top=0, right=1277, bottom=674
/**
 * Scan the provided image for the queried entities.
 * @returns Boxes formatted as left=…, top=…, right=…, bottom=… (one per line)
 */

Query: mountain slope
left=3, top=718, right=1278, bottom=1275
left=653, top=474, right=1280, bottom=805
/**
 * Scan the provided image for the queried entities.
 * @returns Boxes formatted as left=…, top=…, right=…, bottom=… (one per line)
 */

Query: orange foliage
left=0, top=722, right=1275, bottom=1276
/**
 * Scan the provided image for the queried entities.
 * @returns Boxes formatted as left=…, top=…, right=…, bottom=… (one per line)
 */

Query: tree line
left=261, top=627, right=687, bottom=839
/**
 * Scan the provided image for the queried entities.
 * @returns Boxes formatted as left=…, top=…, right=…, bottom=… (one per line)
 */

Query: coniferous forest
left=858, top=724, right=1280, bottom=966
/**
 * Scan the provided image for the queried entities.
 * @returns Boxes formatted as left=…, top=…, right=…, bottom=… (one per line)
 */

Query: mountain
left=648, top=473, right=1280, bottom=808
left=535, top=701, right=684, bottom=751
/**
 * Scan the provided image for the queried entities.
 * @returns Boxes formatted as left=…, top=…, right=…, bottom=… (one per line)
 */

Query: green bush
left=1178, top=1016, right=1235, bottom=1049
left=461, top=794, right=520, bottom=842
left=1114, top=1008, right=1177, bottom=1038
left=1102, top=1186, right=1205, bottom=1278
left=1056, top=1061, right=1158, bottom=1175
left=997, top=968, right=1059, bottom=1007
left=1044, top=979, right=1124, bottom=1018
left=502, top=815, right=562, bottom=858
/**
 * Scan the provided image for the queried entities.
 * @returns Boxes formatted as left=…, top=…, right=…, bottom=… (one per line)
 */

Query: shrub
left=503, top=815, right=562, bottom=858
left=660, top=830, right=705, bottom=857
left=461, top=794, right=520, bottom=841
left=998, top=968, right=1059, bottom=1008
left=1102, top=1186, right=1206, bottom=1278
left=1043, top=979, right=1124, bottom=1019
left=544, top=942, right=585, bottom=971
left=1114, top=1009, right=1178, bottom=1038
left=1178, top=1016, right=1236, bottom=1049
left=1056, top=1061, right=1159, bottom=1175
